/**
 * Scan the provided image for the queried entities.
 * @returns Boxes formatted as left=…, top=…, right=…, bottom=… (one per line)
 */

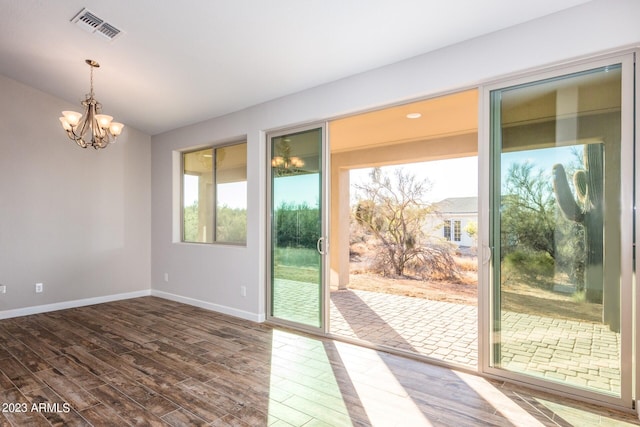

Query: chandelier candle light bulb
left=59, top=59, right=124, bottom=149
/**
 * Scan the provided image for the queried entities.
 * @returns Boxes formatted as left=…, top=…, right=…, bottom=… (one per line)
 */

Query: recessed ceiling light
left=406, top=113, right=422, bottom=119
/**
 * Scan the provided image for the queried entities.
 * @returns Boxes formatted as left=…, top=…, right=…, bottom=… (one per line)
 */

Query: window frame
left=443, top=219, right=451, bottom=241
left=453, top=220, right=461, bottom=242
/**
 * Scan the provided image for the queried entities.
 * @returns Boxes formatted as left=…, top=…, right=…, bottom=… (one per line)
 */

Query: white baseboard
left=0, top=289, right=152, bottom=320
left=151, top=289, right=265, bottom=323
left=0, top=289, right=265, bottom=324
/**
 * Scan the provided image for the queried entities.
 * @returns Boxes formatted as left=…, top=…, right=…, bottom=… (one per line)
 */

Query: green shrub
left=503, top=250, right=555, bottom=288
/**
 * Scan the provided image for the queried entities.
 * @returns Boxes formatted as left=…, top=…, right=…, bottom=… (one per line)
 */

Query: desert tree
left=353, top=167, right=458, bottom=279
left=500, top=160, right=584, bottom=288
left=501, top=162, right=557, bottom=259
left=464, top=221, right=478, bottom=244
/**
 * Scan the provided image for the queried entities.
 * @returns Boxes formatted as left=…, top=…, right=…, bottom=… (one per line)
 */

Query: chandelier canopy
left=59, top=59, right=124, bottom=149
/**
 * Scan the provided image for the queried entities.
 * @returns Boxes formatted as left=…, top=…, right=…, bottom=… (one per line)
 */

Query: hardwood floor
left=0, top=297, right=637, bottom=426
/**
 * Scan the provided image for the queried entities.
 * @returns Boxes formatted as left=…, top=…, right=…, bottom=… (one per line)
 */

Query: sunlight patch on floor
left=334, top=340, right=434, bottom=426
left=267, top=330, right=353, bottom=426
left=536, top=398, right=638, bottom=427
left=453, top=370, right=546, bottom=426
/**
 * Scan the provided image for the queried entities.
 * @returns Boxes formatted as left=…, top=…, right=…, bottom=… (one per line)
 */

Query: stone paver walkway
left=273, top=278, right=321, bottom=327
left=499, top=310, right=621, bottom=395
left=330, top=289, right=477, bottom=366
left=330, top=288, right=621, bottom=395
left=272, top=279, right=622, bottom=395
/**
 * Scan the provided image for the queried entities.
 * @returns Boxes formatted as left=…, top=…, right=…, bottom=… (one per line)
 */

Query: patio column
left=330, top=165, right=350, bottom=290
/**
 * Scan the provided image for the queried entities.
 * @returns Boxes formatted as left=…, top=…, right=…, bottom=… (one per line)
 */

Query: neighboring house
left=426, top=196, right=478, bottom=249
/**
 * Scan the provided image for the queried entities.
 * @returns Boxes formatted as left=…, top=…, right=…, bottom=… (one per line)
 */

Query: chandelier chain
left=89, top=64, right=94, bottom=98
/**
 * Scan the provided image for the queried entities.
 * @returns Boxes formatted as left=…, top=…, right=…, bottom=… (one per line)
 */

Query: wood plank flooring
left=0, top=296, right=637, bottom=426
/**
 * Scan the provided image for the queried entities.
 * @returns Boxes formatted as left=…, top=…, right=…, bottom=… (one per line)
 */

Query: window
left=453, top=220, right=461, bottom=242
left=182, top=142, right=247, bottom=244
left=443, top=220, right=451, bottom=241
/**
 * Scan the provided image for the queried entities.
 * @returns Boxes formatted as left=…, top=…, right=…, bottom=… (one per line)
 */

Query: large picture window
left=182, top=142, right=247, bottom=244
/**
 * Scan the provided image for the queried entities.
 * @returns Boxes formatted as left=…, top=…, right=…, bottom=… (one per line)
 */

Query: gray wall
left=0, top=74, right=151, bottom=315
left=1, top=0, right=638, bottom=321
left=150, top=0, right=640, bottom=321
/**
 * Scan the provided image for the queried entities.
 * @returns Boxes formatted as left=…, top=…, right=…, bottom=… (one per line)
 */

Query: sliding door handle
left=482, top=246, right=492, bottom=265
left=317, top=237, right=326, bottom=255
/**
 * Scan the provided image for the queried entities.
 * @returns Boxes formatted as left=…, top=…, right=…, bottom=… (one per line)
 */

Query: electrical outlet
left=240, top=286, right=247, bottom=297
left=0, top=285, right=6, bottom=294
left=164, top=273, right=169, bottom=282
left=35, top=282, right=43, bottom=293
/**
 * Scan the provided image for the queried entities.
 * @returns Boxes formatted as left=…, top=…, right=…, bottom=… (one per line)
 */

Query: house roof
left=432, top=196, right=478, bottom=214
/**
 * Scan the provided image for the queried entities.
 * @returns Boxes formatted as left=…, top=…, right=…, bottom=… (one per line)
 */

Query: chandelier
left=272, top=140, right=305, bottom=176
left=59, top=59, right=124, bottom=149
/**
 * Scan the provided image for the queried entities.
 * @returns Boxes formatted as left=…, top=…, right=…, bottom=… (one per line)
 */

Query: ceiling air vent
left=97, top=23, right=121, bottom=40
left=75, top=10, right=103, bottom=30
left=71, top=8, right=123, bottom=42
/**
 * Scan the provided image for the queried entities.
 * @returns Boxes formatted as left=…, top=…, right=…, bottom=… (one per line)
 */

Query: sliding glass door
left=486, top=56, right=633, bottom=407
left=267, top=124, right=327, bottom=331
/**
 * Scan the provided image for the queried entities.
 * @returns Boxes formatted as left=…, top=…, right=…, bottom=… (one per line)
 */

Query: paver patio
left=330, top=288, right=621, bottom=395
left=330, top=289, right=477, bottom=367
left=272, top=278, right=622, bottom=395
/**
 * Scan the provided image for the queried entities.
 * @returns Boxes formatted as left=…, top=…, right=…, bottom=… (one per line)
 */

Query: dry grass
left=347, top=272, right=478, bottom=305
left=455, top=256, right=478, bottom=272
left=347, top=250, right=479, bottom=305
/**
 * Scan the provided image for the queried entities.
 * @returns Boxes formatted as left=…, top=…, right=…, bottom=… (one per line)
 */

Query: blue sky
left=500, top=145, right=581, bottom=189
left=350, top=146, right=581, bottom=205
left=273, top=174, right=321, bottom=208
left=185, top=147, right=581, bottom=210
left=272, top=156, right=481, bottom=209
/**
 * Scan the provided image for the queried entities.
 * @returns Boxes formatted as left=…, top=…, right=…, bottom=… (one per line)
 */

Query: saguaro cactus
left=552, top=143, right=604, bottom=305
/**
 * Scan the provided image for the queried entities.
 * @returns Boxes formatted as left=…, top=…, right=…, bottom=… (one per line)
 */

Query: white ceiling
left=0, top=0, right=592, bottom=135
